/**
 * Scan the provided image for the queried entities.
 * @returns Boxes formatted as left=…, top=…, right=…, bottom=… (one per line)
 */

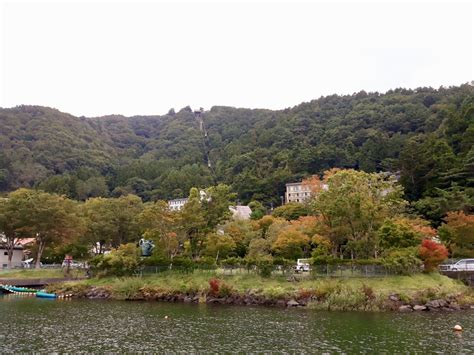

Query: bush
left=221, top=257, right=243, bottom=268
left=195, top=256, right=217, bottom=269
left=272, top=203, right=309, bottom=220
left=170, top=257, right=195, bottom=272
left=219, top=282, right=234, bottom=297
left=312, top=255, right=342, bottom=265
left=256, top=257, right=274, bottom=278
left=141, top=255, right=171, bottom=266
left=90, top=243, right=142, bottom=277
left=312, top=256, right=384, bottom=266
left=209, top=278, right=220, bottom=296
left=208, top=278, right=233, bottom=297
left=382, top=248, right=422, bottom=275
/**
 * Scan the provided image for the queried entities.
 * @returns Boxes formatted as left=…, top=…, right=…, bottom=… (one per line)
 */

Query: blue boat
left=36, top=291, right=57, bottom=299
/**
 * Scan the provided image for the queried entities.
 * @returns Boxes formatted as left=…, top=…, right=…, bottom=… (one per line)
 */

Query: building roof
left=168, top=198, right=188, bottom=203
left=16, top=238, right=35, bottom=246
left=285, top=182, right=305, bottom=186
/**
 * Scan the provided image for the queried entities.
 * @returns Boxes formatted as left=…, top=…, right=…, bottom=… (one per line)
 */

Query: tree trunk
left=35, top=239, right=46, bottom=269
left=5, top=233, right=16, bottom=269
left=7, top=248, right=13, bottom=269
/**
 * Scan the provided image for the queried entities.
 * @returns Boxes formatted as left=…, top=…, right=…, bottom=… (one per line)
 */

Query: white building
left=168, top=196, right=252, bottom=220
left=285, top=180, right=328, bottom=204
left=168, top=190, right=210, bottom=211
left=0, top=245, right=24, bottom=268
left=285, top=182, right=313, bottom=204
left=168, top=198, right=188, bottom=211
left=229, top=205, right=252, bottom=220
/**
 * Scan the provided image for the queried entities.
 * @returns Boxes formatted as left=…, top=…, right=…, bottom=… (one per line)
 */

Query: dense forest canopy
left=0, top=84, right=472, bottom=225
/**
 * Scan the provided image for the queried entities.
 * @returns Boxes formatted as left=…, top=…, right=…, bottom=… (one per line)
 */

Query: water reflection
left=0, top=295, right=472, bottom=353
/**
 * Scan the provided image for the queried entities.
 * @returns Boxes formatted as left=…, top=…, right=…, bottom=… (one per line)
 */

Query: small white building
left=0, top=245, right=24, bottom=269
left=168, top=190, right=209, bottom=211
left=229, top=205, right=252, bottom=220
left=168, top=198, right=188, bottom=211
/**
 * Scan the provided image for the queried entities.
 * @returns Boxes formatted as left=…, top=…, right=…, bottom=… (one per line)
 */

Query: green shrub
left=218, top=282, right=234, bottom=297
left=312, top=256, right=385, bottom=266
left=312, top=255, right=341, bottom=265
left=221, top=257, right=243, bottom=268
left=170, top=257, right=195, bottom=272
left=256, top=257, right=274, bottom=278
left=90, top=243, right=142, bottom=277
left=141, top=255, right=171, bottom=266
left=195, top=256, right=217, bottom=269
left=382, top=248, right=422, bottom=275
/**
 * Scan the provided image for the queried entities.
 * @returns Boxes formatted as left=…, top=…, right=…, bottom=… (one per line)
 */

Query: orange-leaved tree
left=418, top=239, right=448, bottom=272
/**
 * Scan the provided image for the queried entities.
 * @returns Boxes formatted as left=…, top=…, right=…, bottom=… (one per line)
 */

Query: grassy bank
left=47, top=271, right=473, bottom=311
left=0, top=268, right=66, bottom=279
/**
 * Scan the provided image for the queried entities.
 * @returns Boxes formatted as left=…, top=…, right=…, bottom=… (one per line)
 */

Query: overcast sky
left=1, top=0, right=473, bottom=117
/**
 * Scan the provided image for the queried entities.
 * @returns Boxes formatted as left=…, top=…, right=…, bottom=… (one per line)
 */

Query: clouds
left=1, top=1, right=472, bottom=116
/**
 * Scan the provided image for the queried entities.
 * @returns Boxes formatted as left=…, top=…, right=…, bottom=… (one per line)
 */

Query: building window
left=4, top=252, right=8, bottom=256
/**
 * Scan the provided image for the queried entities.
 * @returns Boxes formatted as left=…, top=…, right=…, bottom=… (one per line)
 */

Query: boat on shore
left=36, top=291, right=57, bottom=299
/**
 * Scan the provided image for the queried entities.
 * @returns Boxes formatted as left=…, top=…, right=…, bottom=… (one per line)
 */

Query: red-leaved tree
left=209, top=278, right=220, bottom=297
left=419, top=239, right=448, bottom=272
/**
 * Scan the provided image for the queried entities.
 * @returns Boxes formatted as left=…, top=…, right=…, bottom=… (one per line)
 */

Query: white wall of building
left=0, top=248, right=24, bottom=268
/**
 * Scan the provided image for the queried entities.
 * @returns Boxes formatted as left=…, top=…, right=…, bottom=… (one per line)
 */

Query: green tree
left=0, top=197, right=21, bottom=268
left=202, top=184, right=237, bottom=230
left=203, top=233, right=236, bottom=261
left=75, top=176, right=109, bottom=200
left=247, top=238, right=272, bottom=259
left=180, top=188, right=207, bottom=257
left=81, top=195, right=143, bottom=252
left=310, top=169, right=406, bottom=259
left=5, top=189, right=82, bottom=268
left=377, top=218, right=425, bottom=250
left=272, top=202, right=310, bottom=220
left=248, top=200, right=265, bottom=220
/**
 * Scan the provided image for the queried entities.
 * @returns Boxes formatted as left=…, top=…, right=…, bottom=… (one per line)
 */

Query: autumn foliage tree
left=272, top=228, right=310, bottom=260
left=438, top=211, right=474, bottom=257
left=418, top=239, right=449, bottom=272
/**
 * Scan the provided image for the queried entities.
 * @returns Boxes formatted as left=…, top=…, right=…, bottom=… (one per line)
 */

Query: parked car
left=21, top=258, right=34, bottom=268
left=61, top=260, right=85, bottom=269
left=293, top=259, right=311, bottom=273
left=439, top=259, right=474, bottom=272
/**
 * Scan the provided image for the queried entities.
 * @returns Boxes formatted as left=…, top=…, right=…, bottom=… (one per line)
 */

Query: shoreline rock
left=57, top=285, right=473, bottom=312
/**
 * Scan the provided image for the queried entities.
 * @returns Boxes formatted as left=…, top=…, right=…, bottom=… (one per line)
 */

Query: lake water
left=1, top=295, right=473, bottom=353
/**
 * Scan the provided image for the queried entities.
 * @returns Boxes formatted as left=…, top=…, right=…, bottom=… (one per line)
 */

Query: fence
left=136, top=263, right=409, bottom=278
left=310, top=264, right=393, bottom=277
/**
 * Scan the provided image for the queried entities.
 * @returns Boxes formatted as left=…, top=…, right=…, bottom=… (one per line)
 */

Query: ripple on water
left=0, top=296, right=472, bottom=353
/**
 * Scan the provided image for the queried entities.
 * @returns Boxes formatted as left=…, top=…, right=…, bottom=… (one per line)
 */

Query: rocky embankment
left=60, top=286, right=473, bottom=312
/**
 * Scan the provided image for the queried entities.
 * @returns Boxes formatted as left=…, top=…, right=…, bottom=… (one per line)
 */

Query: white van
left=440, top=259, right=474, bottom=272
left=293, top=259, right=311, bottom=273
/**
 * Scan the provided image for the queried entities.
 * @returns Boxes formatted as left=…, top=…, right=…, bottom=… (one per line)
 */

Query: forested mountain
left=0, top=84, right=472, bottom=224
